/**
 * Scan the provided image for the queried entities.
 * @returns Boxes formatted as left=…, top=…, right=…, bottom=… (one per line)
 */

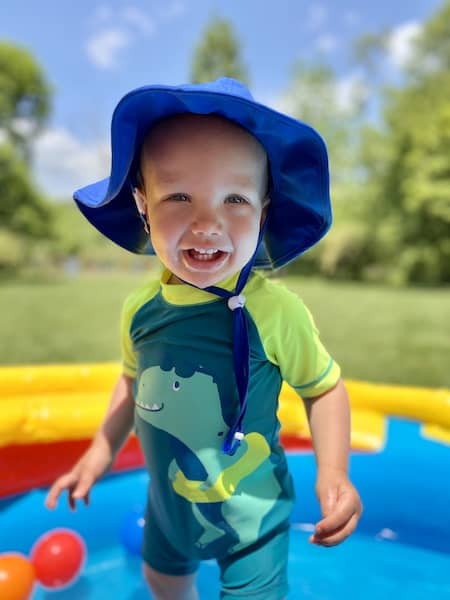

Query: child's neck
left=167, top=272, right=184, bottom=285
left=165, top=269, right=244, bottom=289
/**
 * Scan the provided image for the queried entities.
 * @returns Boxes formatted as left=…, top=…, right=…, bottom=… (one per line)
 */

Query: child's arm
left=303, top=378, right=363, bottom=546
left=45, top=373, right=135, bottom=510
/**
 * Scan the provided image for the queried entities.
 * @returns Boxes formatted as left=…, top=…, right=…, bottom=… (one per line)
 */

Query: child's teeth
left=194, top=248, right=218, bottom=254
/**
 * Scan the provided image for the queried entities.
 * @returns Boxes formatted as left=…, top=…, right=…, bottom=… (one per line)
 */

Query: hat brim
left=74, top=83, right=331, bottom=269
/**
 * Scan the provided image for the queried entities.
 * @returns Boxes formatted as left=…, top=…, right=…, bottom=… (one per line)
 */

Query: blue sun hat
left=74, top=77, right=332, bottom=454
left=74, top=77, right=331, bottom=268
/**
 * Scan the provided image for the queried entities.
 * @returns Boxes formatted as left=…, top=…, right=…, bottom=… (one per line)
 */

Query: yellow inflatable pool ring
left=1, top=362, right=449, bottom=450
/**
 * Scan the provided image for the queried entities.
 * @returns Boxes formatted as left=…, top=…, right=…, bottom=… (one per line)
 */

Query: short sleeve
left=276, top=296, right=341, bottom=397
left=246, top=277, right=341, bottom=398
left=120, top=295, right=138, bottom=378
left=119, top=278, right=162, bottom=379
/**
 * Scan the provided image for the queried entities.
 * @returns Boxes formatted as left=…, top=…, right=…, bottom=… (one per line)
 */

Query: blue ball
left=119, top=508, right=145, bottom=556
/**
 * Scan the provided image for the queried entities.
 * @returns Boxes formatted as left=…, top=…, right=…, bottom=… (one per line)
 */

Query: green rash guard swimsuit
left=121, top=269, right=340, bottom=564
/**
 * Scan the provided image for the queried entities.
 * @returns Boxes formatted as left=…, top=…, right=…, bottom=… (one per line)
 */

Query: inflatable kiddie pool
left=1, top=364, right=449, bottom=599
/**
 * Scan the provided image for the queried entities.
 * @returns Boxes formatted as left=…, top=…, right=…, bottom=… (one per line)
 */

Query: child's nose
left=191, top=211, right=222, bottom=236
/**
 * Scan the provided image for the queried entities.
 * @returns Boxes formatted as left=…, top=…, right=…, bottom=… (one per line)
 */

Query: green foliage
left=0, top=228, right=27, bottom=272
left=191, top=17, right=248, bottom=84
left=50, top=202, right=107, bottom=257
left=280, top=60, right=376, bottom=281
left=46, top=202, right=155, bottom=272
left=0, top=142, right=55, bottom=273
left=412, top=0, right=450, bottom=76
left=0, top=142, right=53, bottom=239
left=0, top=40, right=51, bottom=158
left=319, top=222, right=375, bottom=280
left=353, top=31, right=390, bottom=75
left=306, top=0, right=450, bottom=286
left=282, top=61, right=361, bottom=179
left=0, top=41, right=55, bottom=272
left=357, top=1, right=450, bottom=285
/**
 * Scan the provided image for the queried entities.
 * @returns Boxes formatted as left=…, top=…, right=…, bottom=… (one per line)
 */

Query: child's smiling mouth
left=182, top=248, right=230, bottom=270
left=189, top=248, right=225, bottom=261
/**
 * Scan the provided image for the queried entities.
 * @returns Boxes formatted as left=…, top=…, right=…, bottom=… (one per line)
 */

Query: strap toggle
left=227, top=294, right=246, bottom=311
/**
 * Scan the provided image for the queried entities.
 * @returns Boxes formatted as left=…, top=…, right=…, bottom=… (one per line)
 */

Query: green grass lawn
left=1, top=271, right=448, bottom=388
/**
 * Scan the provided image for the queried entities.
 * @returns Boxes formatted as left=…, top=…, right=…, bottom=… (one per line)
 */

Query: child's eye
left=167, top=194, right=190, bottom=202
left=225, top=195, right=248, bottom=205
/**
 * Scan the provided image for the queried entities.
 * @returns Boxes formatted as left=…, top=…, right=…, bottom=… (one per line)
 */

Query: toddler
left=46, top=78, right=362, bottom=600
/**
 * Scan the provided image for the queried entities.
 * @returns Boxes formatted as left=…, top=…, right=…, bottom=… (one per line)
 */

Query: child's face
left=138, top=114, right=269, bottom=288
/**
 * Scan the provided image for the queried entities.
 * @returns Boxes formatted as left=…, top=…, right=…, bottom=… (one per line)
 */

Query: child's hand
left=45, top=442, right=113, bottom=511
left=310, top=467, right=362, bottom=547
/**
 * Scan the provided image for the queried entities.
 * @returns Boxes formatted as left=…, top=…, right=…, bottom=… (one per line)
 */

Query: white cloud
left=10, top=117, right=36, bottom=137
left=32, top=128, right=109, bottom=199
left=307, top=4, right=328, bottom=31
left=86, top=5, right=157, bottom=70
left=387, top=21, right=421, bottom=69
left=316, top=34, right=338, bottom=54
left=121, top=6, right=155, bottom=35
left=85, top=27, right=130, bottom=69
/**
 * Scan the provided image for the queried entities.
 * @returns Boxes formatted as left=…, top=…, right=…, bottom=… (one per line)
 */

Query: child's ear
left=260, top=195, right=271, bottom=226
left=132, top=187, right=150, bottom=234
left=132, top=186, right=147, bottom=214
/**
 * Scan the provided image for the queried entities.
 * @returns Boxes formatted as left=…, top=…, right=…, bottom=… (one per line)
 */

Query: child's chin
left=180, top=265, right=241, bottom=288
left=180, top=272, right=226, bottom=288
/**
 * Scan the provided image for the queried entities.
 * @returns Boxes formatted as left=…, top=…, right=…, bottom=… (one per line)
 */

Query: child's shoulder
left=121, top=275, right=161, bottom=318
left=246, top=272, right=314, bottom=329
left=247, top=271, right=307, bottom=308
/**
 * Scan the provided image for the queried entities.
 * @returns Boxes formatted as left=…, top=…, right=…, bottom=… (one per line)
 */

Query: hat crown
left=181, top=77, right=254, bottom=102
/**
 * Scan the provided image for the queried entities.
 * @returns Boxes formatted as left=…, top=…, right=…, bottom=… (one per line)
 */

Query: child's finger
left=45, top=473, right=78, bottom=509
left=309, top=513, right=359, bottom=547
left=315, top=497, right=360, bottom=536
left=71, top=473, right=96, bottom=502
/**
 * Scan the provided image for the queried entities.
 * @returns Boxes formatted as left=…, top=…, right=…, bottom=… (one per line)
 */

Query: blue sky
left=0, top=0, right=444, bottom=198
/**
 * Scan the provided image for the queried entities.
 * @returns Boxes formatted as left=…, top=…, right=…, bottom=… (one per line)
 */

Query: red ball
left=31, top=529, right=86, bottom=589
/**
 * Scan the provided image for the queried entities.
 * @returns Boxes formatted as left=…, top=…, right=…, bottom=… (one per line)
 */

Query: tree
left=363, top=78, right=450, bottom=284
left=280, top=61, right=368, bottom=181
left=0, top=42, right=54, bottom=272
left=279, top=60, right=374, bottom=280
left=0, top=143, right=52, bottom=237
left=0, top=41, right=51, bottom=161
left=359, top=1, right=450, bottom=284
left=191, top=17, right=248, bottom=84
left=411, top=0, right=450, bottom=77
left=0, top=143, right=54, bottom=271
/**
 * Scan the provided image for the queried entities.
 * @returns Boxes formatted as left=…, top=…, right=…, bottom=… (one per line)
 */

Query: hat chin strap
left=181, top=223, right=267, bottom=456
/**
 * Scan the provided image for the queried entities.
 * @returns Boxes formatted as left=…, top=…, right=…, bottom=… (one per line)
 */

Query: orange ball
left=31, top=529, right=86, bottom=589
left=0, top=553, right=35, bottom=600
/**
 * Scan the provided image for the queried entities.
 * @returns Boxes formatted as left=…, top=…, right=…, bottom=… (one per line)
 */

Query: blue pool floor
left=2, top=418, right=450, bottom=599
left=30, top=526, right=450, bottom=600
